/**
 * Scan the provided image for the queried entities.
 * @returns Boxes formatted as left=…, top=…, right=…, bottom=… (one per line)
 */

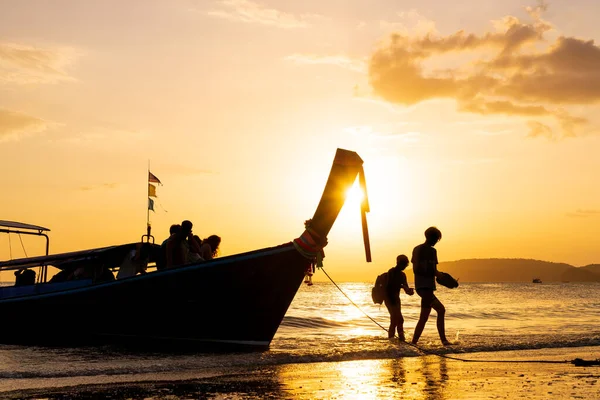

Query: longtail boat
left=0, top=148, right=371, bottom=350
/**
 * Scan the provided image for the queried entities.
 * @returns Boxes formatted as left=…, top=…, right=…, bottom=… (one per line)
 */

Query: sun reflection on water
left=277, top=357, right=457, bottom=399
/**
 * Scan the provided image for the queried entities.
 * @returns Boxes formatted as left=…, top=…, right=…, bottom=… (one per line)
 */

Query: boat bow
left=293, top=148, right=371, bottom=267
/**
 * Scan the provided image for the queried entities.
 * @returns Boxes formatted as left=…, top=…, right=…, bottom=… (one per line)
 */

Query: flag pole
left=145, top=164, right=160, bottom=244
left=146, top=160, right=151, bottom=239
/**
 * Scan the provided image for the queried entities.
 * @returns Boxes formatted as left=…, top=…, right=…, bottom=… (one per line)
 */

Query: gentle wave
left=1, top=282, right=600, bottom=388
left=280, top=315, right=351, bottom=329
left=2, top=335, right=599, bottom=381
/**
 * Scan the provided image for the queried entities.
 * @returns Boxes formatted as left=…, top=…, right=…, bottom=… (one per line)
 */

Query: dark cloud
left=368, top=4, right=597, bottom=138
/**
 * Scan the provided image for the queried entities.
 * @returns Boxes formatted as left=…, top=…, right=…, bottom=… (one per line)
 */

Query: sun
left=345, top=182, right=365, bottom=207
left=330, top=153, right=423, bottom=258
left=331, top=180, right=367, bottom=234
left=339, top=154, right=418, bottom=230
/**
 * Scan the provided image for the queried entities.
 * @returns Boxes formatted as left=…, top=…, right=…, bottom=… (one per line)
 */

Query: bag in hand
left=436, top=271, right=459, bottom=289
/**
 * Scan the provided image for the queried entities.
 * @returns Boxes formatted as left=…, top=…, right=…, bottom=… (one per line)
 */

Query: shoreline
left=2, top=345, right=599, bottom=399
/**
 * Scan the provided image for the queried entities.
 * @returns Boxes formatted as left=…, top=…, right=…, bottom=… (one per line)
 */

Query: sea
left=1, top=280, right=599, bottom=397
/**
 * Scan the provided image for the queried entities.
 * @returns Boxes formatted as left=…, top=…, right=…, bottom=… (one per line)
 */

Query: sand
left=3, top=346, right=599, bottom=399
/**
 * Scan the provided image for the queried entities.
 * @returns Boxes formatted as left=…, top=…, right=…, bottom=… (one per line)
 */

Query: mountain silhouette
left=581, top=264, right=600, bottom=276
left=407, top=258, right=600, bottom=283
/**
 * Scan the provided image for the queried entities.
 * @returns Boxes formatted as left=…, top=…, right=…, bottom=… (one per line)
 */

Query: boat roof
left=0, top=220, right=50, bottom=232
left=0, top=243, right=143, bottom=271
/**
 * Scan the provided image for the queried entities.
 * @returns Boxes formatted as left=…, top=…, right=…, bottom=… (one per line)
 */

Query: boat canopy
left=0, top=220, right=50, bottom=233
left=0, top=244, right=139, bottom=271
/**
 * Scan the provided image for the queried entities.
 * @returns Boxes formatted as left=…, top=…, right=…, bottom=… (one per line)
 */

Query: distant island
left=406, top=259, right=600, bottom=283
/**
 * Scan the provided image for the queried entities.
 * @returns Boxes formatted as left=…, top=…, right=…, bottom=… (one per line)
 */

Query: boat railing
left=0, top=220, right=51, bottom=283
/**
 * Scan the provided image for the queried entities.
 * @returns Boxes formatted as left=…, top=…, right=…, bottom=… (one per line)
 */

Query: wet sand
left=3, top=346, right=599, bottom=399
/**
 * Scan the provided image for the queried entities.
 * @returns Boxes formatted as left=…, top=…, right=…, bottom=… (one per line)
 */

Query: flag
left=148, top=198, right=155, bottom=212
left=148, top=171, right=162, bottom=185
left=148, top=183, right=157, bottom=197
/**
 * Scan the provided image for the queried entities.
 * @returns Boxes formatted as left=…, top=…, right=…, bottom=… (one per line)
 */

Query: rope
left=320, top=268, right=388, bottom=332
left=18, top=233, right=28, bottom=257
left=293, top=220, right=327, bottom=270
left=320, top=267, right=591, bottom=366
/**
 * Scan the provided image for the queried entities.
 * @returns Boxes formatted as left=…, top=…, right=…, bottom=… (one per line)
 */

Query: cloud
left=566, top=209, right=600, bottom=218
left=0, top=109, right=51, bottom=142
left=0, top=42, right=78, bottom=84
left=379, top=10, right=438, bottom=36
left=527, top=120, right=553, bottom=138
left=367, top=3, right=599, bottom=138
left=285, top=54, right=367, bottom=73
left=205, top=0, right=319, bottom=29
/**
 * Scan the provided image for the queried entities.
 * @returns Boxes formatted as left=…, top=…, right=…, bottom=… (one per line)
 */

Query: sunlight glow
left=336, top=360, right=386, bottom=399
left=327, top=303, right=364, bottom=323
left=345, top=182, right=364, bottom=207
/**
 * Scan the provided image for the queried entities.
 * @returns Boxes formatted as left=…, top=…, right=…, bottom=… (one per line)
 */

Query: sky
left=0, top=0, right=599, bottom=282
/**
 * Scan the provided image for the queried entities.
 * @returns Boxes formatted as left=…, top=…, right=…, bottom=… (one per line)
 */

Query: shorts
left=416, top=288, right=439, bottom=308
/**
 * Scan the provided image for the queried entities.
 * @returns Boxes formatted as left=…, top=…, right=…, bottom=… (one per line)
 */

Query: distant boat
left=532, top=278, right=542, bottom=283
left=0, top=148, right=372, bottom=351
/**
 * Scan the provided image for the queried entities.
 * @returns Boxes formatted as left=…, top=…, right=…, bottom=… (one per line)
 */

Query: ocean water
left=1, top=281, right=599, bottom=394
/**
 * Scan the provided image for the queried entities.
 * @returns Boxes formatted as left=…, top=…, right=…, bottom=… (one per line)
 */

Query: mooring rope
left=18, top=233, right=28, bottom=257
left=320, top=267, right=388, bottom=332
left=320, top=267, right=597, bottom=367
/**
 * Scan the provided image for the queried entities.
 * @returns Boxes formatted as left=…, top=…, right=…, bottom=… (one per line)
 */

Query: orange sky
left=1, top=1, right=599, bottom=282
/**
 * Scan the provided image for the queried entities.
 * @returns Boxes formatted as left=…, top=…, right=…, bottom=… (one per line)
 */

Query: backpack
left=371, top=272, right=389, bottom=304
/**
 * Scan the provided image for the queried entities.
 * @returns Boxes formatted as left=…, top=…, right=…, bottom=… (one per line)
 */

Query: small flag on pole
left=148, top=198, right=155, bottom=212
left=148, top=183, right=157, bottom=197
left=149, top=171, right=162, bottom=185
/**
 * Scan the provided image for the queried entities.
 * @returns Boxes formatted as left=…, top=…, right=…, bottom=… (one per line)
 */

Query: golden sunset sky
left=1, top=0, right=599, bottom=282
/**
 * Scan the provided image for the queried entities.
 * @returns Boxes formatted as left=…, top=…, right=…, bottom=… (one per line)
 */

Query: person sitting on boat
left=168, top=224, right=181, bottom=237
left=199, top=234, right=221, bottom=260
left=14, top=268, right=36, bottom=286
left=95, top=265, right=115, bottom=282
left=116, top=243, right=151, bottom=279
left=156, top=224, right=181, bottom=271
left=166, top=220, right=200, bottom=268
left=188, top=235, right=205, bottom=262
left=73, top=265, right=92, bottom=280
left=14, top=270, right=23, bottom=286
left=49, top=268, right=73, bottom=283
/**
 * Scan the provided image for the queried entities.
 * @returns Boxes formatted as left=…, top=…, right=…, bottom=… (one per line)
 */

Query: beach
left=2, top=282, right=599, bottom=399
left=3, top=346, right=599, bottom=399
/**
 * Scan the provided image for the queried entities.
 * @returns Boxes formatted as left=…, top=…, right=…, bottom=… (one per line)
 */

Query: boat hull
left=0, top=243, right=309, bottom=351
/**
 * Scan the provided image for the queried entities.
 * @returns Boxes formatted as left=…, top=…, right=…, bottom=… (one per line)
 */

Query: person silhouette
left=384, top=254, right=414, bottom=340
left=411, top=226, right=450, bottom=345
left=166, top=220, right=196, bottom=268
left=199, top=234, right=221, bottom=260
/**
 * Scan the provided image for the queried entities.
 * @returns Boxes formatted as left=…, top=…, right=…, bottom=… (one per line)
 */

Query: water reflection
left=414, top=356, right=449, bottom=399
left=277, top=356, right=450, bottom=399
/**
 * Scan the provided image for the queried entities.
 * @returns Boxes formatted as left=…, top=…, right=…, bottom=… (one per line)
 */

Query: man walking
left=411, top=226, right=450, bottom=345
